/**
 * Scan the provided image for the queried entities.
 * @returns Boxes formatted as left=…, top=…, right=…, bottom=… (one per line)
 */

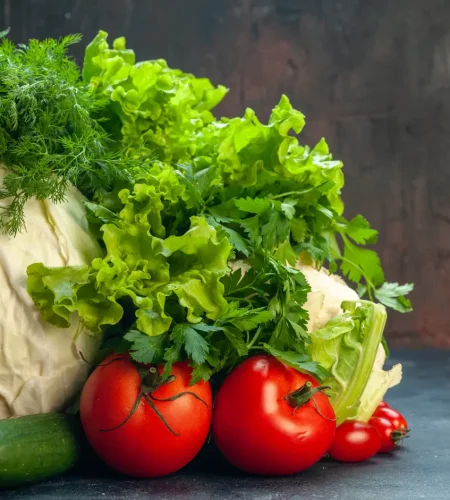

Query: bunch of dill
left=0, top=31, right=139, bottom=235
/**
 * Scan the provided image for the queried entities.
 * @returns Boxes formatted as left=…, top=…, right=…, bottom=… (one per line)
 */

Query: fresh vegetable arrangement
left=0, top=28, right=412, bottom=487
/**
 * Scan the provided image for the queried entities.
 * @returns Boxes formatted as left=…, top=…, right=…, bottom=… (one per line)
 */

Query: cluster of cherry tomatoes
left=329, top=402, right=409, bottom=462
left=79, top=353, right=409, bottom=478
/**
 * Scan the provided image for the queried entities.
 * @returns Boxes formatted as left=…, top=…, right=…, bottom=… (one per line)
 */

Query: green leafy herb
left=0, top=33, right=142, bottom=235
left=124, top=330, right=167, bottom=364
left=262, top=344, right=330, bottom=381
left=171, top=323, right=210, bottom=365
left=374, top=282, right=414, bottom=313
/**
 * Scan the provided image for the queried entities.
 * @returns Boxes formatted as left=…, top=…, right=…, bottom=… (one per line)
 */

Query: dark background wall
left=2, top=0, right=450, bottom=348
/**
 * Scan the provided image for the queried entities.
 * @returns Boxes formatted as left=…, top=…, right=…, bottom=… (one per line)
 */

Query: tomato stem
left=284, top=381, right=331, bottom=409
left=391, top=428, right=410, bottom=446
left=140, top=366, right=175, bottom=393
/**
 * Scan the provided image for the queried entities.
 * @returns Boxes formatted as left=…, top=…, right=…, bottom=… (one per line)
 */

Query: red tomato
left=329, top=421, right=381, bottom=462
left=373, top=407, right=408, bottom=430
left=376, top=401, right=390, bottom=410
left=80, top=354, right=212, bottom=478
left=369, top=416, right=397, bottom=452
left=212, top=355, right=336, bottom=476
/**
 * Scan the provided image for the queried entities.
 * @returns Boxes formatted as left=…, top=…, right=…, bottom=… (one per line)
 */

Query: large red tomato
left=212, top=355, right=336, bottom=476
left=80, top=354, right=212, bottom=478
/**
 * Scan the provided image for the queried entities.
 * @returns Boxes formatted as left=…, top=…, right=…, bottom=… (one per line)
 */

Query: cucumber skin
left=0, top=413, right=82, bottom=489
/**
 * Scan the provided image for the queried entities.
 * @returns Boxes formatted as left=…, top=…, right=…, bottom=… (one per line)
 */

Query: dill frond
left=0, top=34, right=141, bottom=235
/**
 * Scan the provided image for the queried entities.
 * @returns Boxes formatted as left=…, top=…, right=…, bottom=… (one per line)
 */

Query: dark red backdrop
left=2, top=0, right=450, bottom=348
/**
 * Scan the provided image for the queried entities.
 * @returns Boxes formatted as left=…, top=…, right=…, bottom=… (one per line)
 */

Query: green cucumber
left=0, top=413, right=82, bottom=488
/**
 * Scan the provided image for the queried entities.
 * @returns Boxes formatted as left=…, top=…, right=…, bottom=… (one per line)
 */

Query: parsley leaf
left=170, top=323, right=210, bottom=365
left=375, top=282, right=414, bottom=313
left=345, top=215, right=378, bottom=245
left=163, top=343, right=183, bottom=379
left=125, top=330, right=167, bottom=364
left=279, top=199, right=297, bottom=220
left=261, top=209, right=290, bottom=249
left=190, top=363, right=216, bottom=385
left=341, top=239, right=385, bottom=288
left=219, top=307, right=273, bottom=331
left=235, top=197, right=271, bottom=214
left=239, top=216, right=261, bottom=246
left=262, top=344, right=330, bottom=381
left=222, top=326, right=248, bottom=357
left=274, top=241, right=298, bottom=266
left=207, top=216, right=251, bottom=257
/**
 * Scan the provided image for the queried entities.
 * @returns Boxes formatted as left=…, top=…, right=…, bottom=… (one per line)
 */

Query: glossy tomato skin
left=80, top=354, right=212, bottom=478
left=376, top=401, right=390, bottom=410
left=373, top=407, right=408, bottom=430
left=329, top=421, right=381, bottom=462
left=212, top=355, right=336, bottom=476
left=369, top=416, right=396, bottom=453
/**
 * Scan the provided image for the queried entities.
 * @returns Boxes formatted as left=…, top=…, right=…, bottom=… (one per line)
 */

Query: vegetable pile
left=0, top=28, right=413, bottom=485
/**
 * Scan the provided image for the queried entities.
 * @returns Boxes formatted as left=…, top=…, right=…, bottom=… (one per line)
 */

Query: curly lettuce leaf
left=27, top=182, right=232, bottom=338
left=83, top=30, right=228, bottom=161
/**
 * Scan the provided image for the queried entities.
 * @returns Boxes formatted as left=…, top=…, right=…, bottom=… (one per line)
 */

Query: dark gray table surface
left=4, top=349, right=450, bottom=500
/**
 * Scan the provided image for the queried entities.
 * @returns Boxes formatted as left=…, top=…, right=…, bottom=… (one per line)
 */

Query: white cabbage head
left=0, top=166, right=101, bottom=419
left=296, top=262, right=360, bottom=332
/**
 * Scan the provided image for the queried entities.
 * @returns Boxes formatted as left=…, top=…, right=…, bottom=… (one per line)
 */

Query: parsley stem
left=247, top=326, right=262, bottom=349
left=224, top=296, right=253, bottom=303
left=269, top=182, right=331, bottom=200
left=338, top=254, right=375, bottom=301
left=334, top=235, right=377, bottom=302
left=270, top=190, right=308, bottom=200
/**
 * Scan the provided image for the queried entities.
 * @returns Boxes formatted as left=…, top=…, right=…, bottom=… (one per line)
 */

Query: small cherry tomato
left=329, top=421, right=381, bottom=462
left=370, top=416, right=409, bottom=452
left=373, top=407, right=408, bottom=430
left=369, top=416, right=397, bottom=452
left=376, top=401, right=390, bottom=410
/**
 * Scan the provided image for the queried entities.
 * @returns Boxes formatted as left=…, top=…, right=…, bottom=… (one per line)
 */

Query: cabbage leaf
left=309, top=300, right=388, bottom=424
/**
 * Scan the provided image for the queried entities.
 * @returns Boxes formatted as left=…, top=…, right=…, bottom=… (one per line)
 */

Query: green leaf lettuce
left=27, top=184, right=232, bottom=337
